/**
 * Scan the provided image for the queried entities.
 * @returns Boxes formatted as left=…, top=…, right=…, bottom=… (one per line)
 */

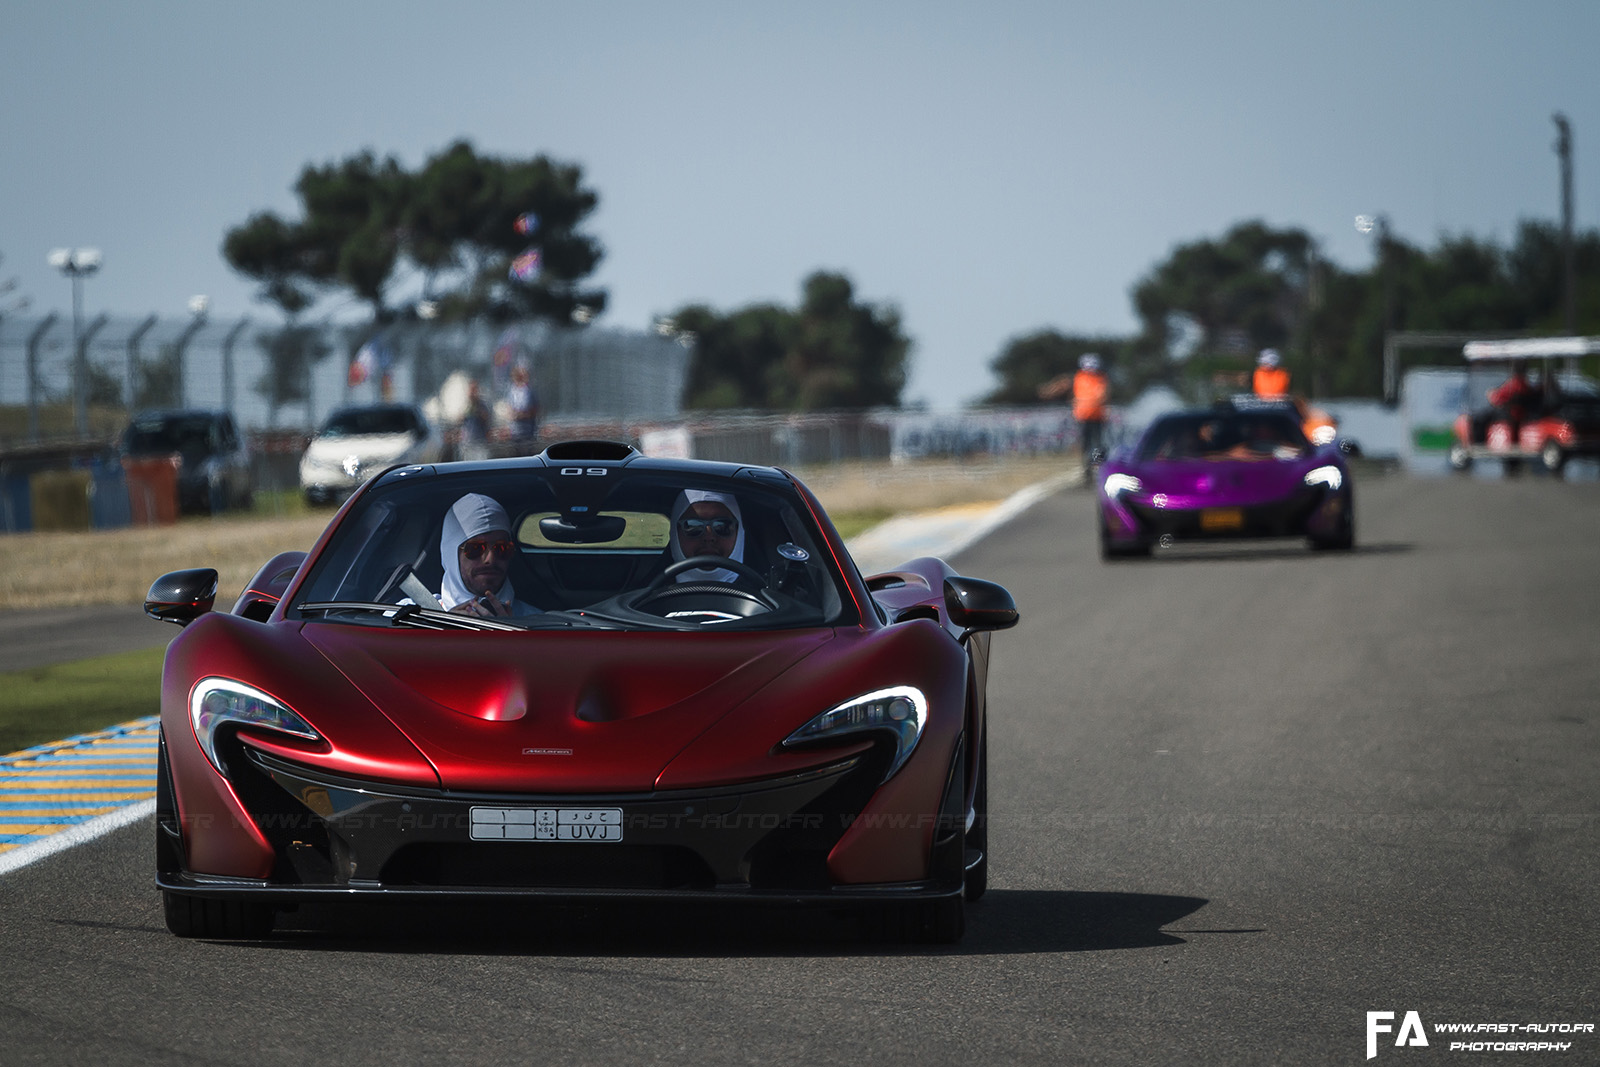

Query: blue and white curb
left=0, top=717, right=158, bottom=875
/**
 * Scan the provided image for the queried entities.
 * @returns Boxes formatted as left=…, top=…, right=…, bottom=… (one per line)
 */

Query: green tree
left=673, top=272, right=909, bottom=411
left=981, top=330, right=1126, bottom=405
left=222, top=141, right=606, bottom=325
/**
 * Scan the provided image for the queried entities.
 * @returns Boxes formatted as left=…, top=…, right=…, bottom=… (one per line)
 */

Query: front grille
left=382, top=842, right=714, bottom=890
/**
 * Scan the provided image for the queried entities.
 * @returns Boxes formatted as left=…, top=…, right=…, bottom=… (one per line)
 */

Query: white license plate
left=470, top=807, right=623, bottom=842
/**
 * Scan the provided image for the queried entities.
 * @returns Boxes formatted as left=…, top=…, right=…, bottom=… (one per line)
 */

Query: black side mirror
left=943, top=576, right=1019, bottom=633
left=146, top=568, right=219, bottom=626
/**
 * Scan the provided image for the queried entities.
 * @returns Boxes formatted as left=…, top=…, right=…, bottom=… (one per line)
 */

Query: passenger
left=668, top=489, right=747, bottom=583
left=436, top=492, right=541, bottom=617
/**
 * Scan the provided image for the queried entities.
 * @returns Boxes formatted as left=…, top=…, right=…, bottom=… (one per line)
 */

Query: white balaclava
left=669, top=489, right=746, bottom=584
left=439, top=493, right=516, bottom=610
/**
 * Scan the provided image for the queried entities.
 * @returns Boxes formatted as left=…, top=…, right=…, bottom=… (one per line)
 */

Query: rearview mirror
left=538, top=514, right=628, bottom=544
left=145, top=568, right=219, bottom=626
left=943, top=576, right=1019, bottom=633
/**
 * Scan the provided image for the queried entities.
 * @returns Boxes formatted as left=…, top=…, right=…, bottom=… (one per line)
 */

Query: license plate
left=1200, top=508, right=1244, bottom=531
left=470, top=807, right=623, bottom=842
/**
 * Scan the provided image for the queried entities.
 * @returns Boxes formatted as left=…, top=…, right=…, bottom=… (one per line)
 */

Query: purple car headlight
left=782, top=686, right=927, bottom=781
left=1103, top=473, right=1142, bottom=498
left=190, top=678, right=321, bottom=774
left=1303, top=465, right=1343, bottom=490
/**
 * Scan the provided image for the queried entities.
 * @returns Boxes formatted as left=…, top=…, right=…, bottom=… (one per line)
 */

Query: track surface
left=2, top=473, right=1597, bottom=1065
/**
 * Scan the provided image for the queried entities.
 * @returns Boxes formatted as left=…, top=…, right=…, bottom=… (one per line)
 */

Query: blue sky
left=2, top=1, right=1595, bottom=408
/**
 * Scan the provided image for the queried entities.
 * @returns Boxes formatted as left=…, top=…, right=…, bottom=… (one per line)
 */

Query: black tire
left=1309, top=493, right=1356, bottom=551
left=163, top=892, right=275, bottom=939
left=1502, top=457, right=1523, bottom=477
left=965, top=734, right=988, bottom=903
left=1099, top=516, right=1152, bottom=560
left=865, top=897, right=965, bottom=944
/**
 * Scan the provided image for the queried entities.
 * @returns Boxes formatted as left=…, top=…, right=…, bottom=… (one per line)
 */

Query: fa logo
left=1367, top=1011, right=1429, bottom=1059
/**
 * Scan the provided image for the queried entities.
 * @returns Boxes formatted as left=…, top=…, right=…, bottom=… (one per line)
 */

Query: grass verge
left=0, top=646, right=164, bottom=756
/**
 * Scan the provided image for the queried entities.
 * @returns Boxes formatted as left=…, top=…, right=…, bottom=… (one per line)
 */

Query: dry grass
left=0, top=454, right=1072, bottom=610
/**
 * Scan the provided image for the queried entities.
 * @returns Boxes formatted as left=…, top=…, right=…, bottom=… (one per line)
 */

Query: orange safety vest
left=1072, top=370, right=1108, bottom=421
left=1253, top=365, right=1290, bottom=397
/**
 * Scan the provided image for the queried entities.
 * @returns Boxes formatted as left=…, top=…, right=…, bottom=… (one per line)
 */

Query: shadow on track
left=1112, top=541, right=1414, bottom=564
left=162, top=888, right=1208, bottom=958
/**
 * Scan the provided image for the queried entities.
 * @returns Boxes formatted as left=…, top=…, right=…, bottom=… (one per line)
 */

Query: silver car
left=299, top=404, right=443, bottom=506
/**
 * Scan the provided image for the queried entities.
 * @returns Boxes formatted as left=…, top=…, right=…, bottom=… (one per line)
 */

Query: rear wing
left=1462, top=337, right=1600, bottom=361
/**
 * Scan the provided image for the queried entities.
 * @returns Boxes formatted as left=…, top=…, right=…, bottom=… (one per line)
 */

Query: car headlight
left=190, top=678, right=322, bottom=774
left=1103, top=473, right=1142, bottom=497
left=782, top=686, right=927, bottom=780
left=1310, top=425, right=1337, bottom=445
left=1304, top=465, right=1343, bottom=490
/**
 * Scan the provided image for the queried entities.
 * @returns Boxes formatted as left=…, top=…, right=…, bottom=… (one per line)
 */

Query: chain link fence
left=0, top=313, right=689, bottom=446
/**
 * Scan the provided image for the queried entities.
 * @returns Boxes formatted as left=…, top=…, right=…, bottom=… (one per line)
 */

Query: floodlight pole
left=1554, top=114, right=1576, bottom=336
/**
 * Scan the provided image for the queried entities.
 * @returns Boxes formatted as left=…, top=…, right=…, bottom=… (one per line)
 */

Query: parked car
left=121, top=409, right=252, bottom=515
left=145, top=440, right=1018, bottom=942
left=1097, top=398, right=1356, bottom=557
left=299, top=403, right=443, bottom=506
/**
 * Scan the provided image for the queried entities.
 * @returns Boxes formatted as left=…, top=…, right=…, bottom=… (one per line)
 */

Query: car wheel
left=162, top=892, right=275, bottom=939
left=1540, top=439, right=1566, bottom=477
left=965, top=734, right=988, bottom=903
left=1447, top=443, right=1472, bottom=473
left=866, top=897, right=966, bottom=944
left=1310, top=494, right=1356, bottom=551
left=1099, top=515, right=1151, bottom=560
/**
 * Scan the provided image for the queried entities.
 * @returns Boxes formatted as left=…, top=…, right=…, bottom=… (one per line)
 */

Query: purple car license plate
left=1200, top=508, right=1243, bottom=531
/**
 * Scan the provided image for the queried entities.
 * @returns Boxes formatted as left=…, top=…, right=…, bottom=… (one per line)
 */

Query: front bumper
left=159, top=745, right=963, bottom=905
left=1104, top=485, right=1344, bottom=544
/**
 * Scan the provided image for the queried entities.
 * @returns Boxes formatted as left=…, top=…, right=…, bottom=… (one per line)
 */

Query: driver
left=436, top=492, right=541, bottom=617
left=668, top=489, right=748, bottom=583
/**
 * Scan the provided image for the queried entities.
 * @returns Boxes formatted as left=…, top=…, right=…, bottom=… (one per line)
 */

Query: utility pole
left=1554, top=113, right=1575, bottom=335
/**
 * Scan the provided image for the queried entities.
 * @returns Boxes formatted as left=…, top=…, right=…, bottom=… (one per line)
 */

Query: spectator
left=1071, top=354, right=1109, bottom=464
left=508, top=364, right=541, bottom=443
left=1253, top=349, right=1290, bottom=397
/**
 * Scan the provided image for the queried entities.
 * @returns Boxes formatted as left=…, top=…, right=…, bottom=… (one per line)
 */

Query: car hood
left=297, top=623, right=834, bottom=793
left=304, top=433, right=416, bottom=466
left=1119, top=457, right=1324, bottom=507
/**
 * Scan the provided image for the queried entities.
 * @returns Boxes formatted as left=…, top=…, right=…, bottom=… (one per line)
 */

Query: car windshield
left=319, top=407, right=421, bottom=438
left=288, top=466, right=853, bottom=632
left=125, top=415, right=218, bottom=456
left=1138, top=412, right=1310, bottom=461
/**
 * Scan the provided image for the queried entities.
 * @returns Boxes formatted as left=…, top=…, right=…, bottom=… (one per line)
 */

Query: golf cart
left=1449, top=337, right=1600, bottom=477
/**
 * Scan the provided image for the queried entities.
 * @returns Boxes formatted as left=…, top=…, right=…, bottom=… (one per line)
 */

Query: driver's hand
left=450, top=595, right=510, bottom=617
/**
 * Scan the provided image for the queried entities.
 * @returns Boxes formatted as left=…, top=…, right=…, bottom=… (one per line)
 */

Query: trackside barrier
left=28, top=470, right=92, bottom=531
left=122, top=456, right=180, bottom=526
left=0, top=474, right=30, bottom=532
left=89, top=458, right=131, bottom=529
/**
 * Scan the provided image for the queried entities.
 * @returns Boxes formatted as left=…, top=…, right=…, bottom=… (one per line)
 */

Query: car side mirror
left=943, top=576, right=1019, bottom=633
left=146, top=568, right=219, bottom=626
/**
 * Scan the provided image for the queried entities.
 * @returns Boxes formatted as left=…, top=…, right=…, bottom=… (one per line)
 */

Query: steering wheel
left=633, top=554, right=778, bottom=614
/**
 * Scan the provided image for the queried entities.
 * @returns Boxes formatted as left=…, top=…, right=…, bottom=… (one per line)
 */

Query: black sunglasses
left=678, top=516, right=737, bottom=538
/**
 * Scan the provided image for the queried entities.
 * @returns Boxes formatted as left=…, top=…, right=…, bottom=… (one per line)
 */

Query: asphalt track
left=2, top=471, right=1598, bottom=1066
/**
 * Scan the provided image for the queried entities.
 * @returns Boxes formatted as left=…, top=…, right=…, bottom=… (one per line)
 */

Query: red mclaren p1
left=146, top=441, right=1018, bottom=942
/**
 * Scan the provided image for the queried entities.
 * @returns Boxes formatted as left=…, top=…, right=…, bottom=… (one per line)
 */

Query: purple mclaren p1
left=1097, top=399, right=1356, bottom=559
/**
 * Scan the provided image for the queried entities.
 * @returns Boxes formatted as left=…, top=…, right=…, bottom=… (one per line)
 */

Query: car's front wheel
left=162, top=892, right=275, bottom=939
left=1540, top=439, right=1566, bottom=477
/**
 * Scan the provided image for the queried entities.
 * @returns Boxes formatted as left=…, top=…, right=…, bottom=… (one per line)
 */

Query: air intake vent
left=541, top=440, right=640, bottom=462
